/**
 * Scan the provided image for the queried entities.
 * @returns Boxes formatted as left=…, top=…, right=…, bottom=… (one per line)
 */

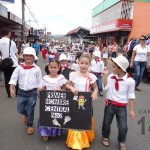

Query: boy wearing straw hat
left=102, top=55, right=135, bottom=150
left=59, top=53, right=70, bottom=70
left=9, top=47, right=42, bottom=135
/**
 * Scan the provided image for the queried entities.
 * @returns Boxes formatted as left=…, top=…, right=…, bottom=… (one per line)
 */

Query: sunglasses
left=140, top=39, right=145, bottom=41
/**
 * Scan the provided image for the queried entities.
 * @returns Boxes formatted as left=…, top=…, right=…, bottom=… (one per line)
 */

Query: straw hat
left=112, top=55, right=129, bottom=72
left=23, top=47, right=38, bottom=60
left=93, top=50, right=101, bottom=58
left=59, top=53, right=68, bottom=61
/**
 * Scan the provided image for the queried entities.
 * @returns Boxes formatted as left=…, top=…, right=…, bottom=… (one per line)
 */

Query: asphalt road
left=0, top=52, right=150, bottom=150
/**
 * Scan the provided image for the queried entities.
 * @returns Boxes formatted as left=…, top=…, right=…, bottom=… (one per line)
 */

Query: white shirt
left=22, top=43, right=29, bottom=51
left=104, top=73, right=135, bottom=103
left=71, top=63, right=79, bottom=71
left=90, top=59, right=104, bottom=73
left=69, top=72, right=97, bottom=91
left=0, top=37, right=18, bottom=67
left=42, top=74, right=67, bottom=90
left=9, top=63, right=42, bottom=91
left=133, top=44, right=150, bottom=62
left=102, top=48, right=108, bottom=58
left=49, top=48, right=57, bottom=58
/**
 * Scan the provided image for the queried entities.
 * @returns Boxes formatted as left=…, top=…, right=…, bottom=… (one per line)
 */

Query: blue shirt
left=32, top=43, right=40, bottom=52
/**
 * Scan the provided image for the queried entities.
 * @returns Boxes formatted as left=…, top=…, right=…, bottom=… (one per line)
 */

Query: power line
left=25, top=2, right=39, bottom=28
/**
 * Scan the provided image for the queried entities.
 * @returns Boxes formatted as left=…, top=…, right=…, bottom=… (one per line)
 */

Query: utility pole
left=45, top=26, right=47, bottom=42
left=22, top=0, right=25, bottom=41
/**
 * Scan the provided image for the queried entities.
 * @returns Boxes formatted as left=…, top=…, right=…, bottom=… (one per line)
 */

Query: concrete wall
left=128, top=2, right=150, bottom=40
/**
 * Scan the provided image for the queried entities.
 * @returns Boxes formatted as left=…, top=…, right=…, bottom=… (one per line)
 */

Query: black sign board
left=40, top=90, right=92, bottom=130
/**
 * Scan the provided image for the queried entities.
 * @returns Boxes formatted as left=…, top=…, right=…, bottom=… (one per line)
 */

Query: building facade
left=0, top=3, right=39, bottom=41
left=90, top=0, right=150, bottom=46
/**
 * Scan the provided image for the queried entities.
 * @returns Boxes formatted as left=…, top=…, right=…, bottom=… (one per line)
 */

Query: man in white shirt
left=0, top=28, right=18, bottom=98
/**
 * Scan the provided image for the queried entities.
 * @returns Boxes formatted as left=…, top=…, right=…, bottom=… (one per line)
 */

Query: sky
left=2, top=0, right=103, bottom=35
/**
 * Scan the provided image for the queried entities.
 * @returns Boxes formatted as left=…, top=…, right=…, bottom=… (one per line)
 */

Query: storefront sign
left=90, top=19, right=132, bottom=34
left=40, top=90, right=92, bottom=130
left=0, top=4, right=8, bottom=18
left=0, top=0, right=14, bottom=2
left=9, top=12, right=22, bottom=24
left=9, top=25, right=22, bottom=32
left=38, top=29, right=44, bottom=35
left=47, top=32, right=51, bottom=35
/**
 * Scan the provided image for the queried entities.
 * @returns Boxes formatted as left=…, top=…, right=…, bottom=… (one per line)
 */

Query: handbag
left=0, top=40, right=14, bottom=71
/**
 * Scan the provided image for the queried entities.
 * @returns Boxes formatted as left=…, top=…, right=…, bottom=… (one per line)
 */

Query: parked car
left=57, top=48, right=66, bottom=55
left=71, top=48, right=80, bottom=54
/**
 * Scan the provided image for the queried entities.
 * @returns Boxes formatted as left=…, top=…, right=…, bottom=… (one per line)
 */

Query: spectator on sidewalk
left=0, top=28, right=18, bottom=98
left=111, top=42, right=118, bottom=58
left=130, top=35, right=150, bottom=91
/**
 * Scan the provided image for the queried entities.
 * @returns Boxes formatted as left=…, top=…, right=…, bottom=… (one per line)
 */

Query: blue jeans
left=134, top=61, right=147, bottom=87
left=102, top=104, right=128, bottom=143
left=17, top=88, right=37, bottom=127
left=94, top=73, right=103, bottom=93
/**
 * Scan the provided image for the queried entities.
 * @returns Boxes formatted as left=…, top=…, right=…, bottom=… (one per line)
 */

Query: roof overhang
left=90, top=19, right=133, bottom=34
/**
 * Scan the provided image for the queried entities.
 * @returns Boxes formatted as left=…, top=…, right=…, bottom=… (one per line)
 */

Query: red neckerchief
left=20, top=63, right=35, bottom=69
left=111, top=74, right=131, bottom=91
left=111, top=76, right=123, bottom=91
left=50, top=52, right=56, bottom=55
left=61, top=63, right=69, bottom=70
left=95, top=58, right=100, bottom=63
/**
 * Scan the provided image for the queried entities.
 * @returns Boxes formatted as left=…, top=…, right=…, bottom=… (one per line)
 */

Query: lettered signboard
left=40, top=90, right=92, bottom=130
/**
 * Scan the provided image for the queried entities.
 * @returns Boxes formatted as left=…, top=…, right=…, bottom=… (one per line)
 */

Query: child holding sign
left=38, top=59, right=67, bottom=142
left=66, top=54, right=98, bottom=150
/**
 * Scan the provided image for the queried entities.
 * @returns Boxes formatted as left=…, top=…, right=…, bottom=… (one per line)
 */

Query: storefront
left=0, top=4, right=22, bottom=38
left=90, top=0, right=150, bottom=45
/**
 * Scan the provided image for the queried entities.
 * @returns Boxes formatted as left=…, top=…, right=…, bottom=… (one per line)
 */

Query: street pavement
left=0, top=52, right=150, bottom=150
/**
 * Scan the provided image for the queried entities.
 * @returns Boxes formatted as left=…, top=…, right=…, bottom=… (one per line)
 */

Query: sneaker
left=27, top=127, right=34, bottom=135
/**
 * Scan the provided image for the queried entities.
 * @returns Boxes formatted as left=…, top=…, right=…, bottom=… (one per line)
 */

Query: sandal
left=23, top=115, right=27, bottom=125
left=119, top=143, right=127, bottom=150
left=102, top=138, right=109, bottom=147
left=27, top=127, right=34, bottom=135
left=42, top=136, right=48, bottom=142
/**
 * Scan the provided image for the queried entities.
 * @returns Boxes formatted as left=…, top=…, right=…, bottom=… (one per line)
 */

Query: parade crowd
left=0, top=28, right=150, bottom=150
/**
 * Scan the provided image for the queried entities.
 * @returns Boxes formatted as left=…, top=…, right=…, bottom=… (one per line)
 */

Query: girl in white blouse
left=38, top=59, right=67, bottom=141
left=66, top=54, right=98, bottom=150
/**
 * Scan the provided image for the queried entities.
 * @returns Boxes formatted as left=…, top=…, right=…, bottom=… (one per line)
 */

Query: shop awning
left=90, top=19, right=133, bottom=34
left=66, top=26, right=98, bottom=39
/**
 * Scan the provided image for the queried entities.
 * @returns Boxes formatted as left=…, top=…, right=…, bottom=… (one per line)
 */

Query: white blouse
left=42, top=74, right=67, bottom=90
left=71, top=63, right=79, bottom=71
left=133, top=44, right=150, bottom=62
left=69, top=72, right=97, bottom=91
